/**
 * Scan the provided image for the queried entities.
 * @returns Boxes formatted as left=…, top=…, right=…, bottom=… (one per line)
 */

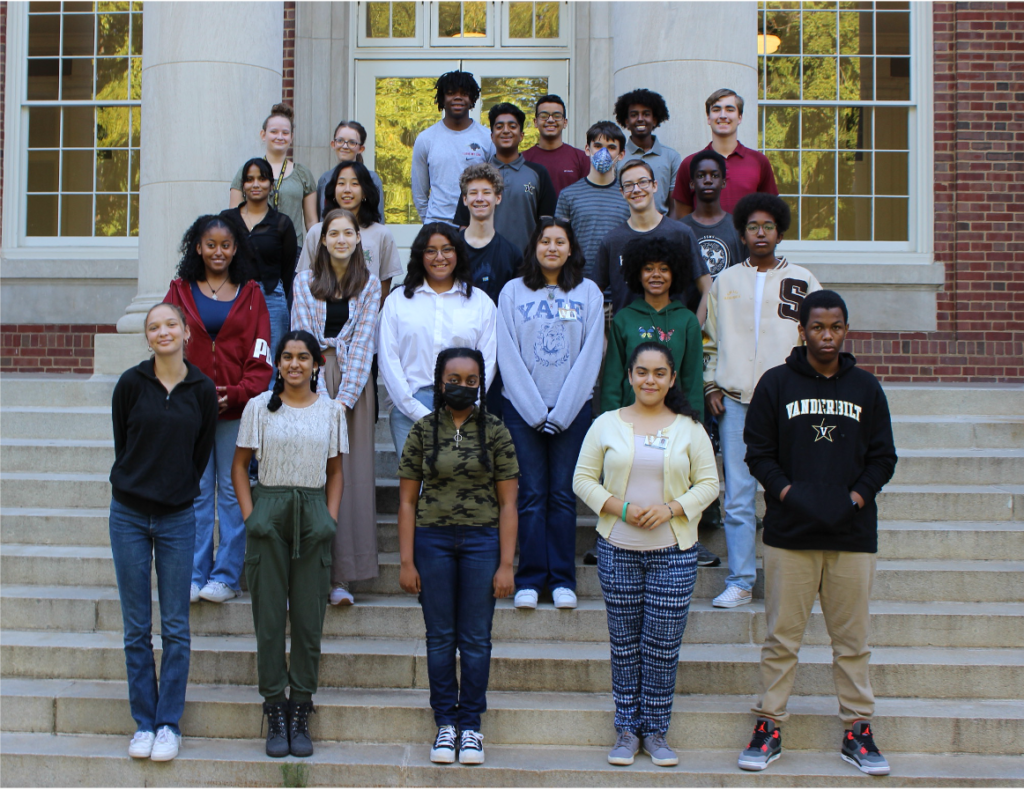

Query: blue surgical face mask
left=592, top=147, right=614, bottom=174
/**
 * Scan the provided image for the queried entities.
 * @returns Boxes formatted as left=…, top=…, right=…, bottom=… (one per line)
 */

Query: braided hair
left=267, top=330, right=325, bottom=412
left=626, top=341, right=702, bottom=423
left=426, top=347, right=490, bottom=475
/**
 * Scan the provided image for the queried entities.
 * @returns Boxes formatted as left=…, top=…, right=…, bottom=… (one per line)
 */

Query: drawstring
left=255, top=486, right=320, bottom=559
left=291, top=490, right=303, bottom=559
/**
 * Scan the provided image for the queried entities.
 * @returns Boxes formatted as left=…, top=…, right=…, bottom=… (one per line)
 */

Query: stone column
left=95, top=1, right=283, bottom=374
left=609, top=1, right=758, bottom=155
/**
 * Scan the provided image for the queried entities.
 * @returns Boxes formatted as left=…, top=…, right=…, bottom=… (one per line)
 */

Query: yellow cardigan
left=572, top=410, right=720, bottom=551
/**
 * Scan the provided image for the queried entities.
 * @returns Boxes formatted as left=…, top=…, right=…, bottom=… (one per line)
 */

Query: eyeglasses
left=333, top=139, right=361, bottom=149
left=537, top=112, right=564, bottom=122
left=745, top=222, right=777, bottom=233
left=621, top=178, right=654, bottom=193
left=424, top=247, right=457, bottom=259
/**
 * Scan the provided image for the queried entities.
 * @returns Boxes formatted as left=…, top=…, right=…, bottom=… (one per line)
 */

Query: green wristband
left=621, top=501, right=630, bottom=522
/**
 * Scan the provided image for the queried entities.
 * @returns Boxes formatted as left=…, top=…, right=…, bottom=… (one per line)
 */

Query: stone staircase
left=1, top=374, right=1022, bottom=786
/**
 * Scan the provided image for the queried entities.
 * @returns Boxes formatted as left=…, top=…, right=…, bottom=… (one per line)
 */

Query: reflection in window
left=508, top=2, right=559, bottom=39
left=437, top=1, right=487, bottom=38
left=25, top=1, right=142, bottom=237
left=366, top=2, right=416, bottom=38
left=758, top=1, right=910, bottom=241
left=480, top=76, right=549, bottom=152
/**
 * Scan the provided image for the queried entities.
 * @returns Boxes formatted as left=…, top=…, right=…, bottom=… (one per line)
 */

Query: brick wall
left=283, top=2, right=295, bottom=107
left=847, top=1, right=1024, bottom=382
left=1, top=325, right=118, bottom=374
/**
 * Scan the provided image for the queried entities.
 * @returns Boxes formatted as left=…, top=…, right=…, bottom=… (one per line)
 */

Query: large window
left=757, top=1, right=913, bottom=243
left=24, top=1, right=142, bottom=238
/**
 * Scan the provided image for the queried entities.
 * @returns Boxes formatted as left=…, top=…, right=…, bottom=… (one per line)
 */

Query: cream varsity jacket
left=702, top=258, right=822, bottom=404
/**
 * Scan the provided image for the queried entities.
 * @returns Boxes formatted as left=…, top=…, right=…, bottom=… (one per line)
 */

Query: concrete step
left=3, top=630, right=1022, bottom=699
left=6, top=544, right=1023, bottom=603
left=0, top=374, right=116, bottom=408
left=4, top=732, right=1022, bottom=787
left=0, top=439, right=115, bottom=473
left=0, top=508, right=111, bottom=546
left=882, top=383, right=1024, bottom=417
left=4, top=679, right=1022, bottom=755
left=3, top=585, right=1021, bottom=649
left=890, top=415, right=1024, bottom=450
left=889, top=449, right=1024, bottom=486
left=0, top=407, right=113, bottom=441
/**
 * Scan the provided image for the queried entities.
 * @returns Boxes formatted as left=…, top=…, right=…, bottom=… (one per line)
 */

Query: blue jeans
left=719, top=397, right=757, bottom=591
left=503, top=397, right=592, bottom=593
left=415, top=525, right=500, bottom=731
left=192, top=418, right=245, bottom=590
left=389, top=387, right=434, bottom=459
left=108, top=498, right=195, bottom=735
left=264, top=282, right=290, bottom=389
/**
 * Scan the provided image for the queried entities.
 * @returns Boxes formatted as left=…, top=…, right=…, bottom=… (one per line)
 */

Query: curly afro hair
left=176, top=214, right=257, bottom=285
left=620, top=235, right=693, bottom=296
left=614, top=88, right=670, bottom=128
left=732, top=193, right=792, bottom=235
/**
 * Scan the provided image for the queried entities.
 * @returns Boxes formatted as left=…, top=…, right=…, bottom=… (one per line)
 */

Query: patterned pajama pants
left=597, top=537, right=698, bottom=736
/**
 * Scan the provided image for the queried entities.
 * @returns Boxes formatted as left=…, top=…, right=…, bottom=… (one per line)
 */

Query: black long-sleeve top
left=109, top=359, right=218, bottom=516
left=743, top=347, right=897, bottom=553
left=222, top=204, right=298, bottom=304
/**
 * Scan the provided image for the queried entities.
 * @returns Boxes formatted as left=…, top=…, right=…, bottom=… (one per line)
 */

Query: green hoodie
left=601, top=299, right=705, bottom=420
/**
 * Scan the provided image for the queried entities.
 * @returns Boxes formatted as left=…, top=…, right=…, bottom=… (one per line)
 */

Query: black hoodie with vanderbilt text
left=743, top=347, right=897, bottom=553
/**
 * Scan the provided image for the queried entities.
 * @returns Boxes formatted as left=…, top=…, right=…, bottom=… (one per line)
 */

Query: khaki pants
left=753, top=544, right=876, bottom=725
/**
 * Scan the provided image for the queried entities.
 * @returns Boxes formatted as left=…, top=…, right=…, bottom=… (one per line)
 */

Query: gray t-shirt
left=411, top=120, right=494, bottom=225
left=679, top=213, right=749, bottom=279
left=236, top=392, right=347, bottom=489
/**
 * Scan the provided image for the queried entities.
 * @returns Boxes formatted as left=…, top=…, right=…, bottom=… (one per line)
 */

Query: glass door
left=355, top=58, right=569, bottom=252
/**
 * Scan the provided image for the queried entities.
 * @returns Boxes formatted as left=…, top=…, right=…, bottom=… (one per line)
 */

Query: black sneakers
left=695, top=541, right=721, bottom=567
left=737, top=717, right=782, bottom=771
left=262, top=701, right=289, bottom=758
left=841, top=720, right=891, bottom=775
left=289, top=699, right=316, bottom=757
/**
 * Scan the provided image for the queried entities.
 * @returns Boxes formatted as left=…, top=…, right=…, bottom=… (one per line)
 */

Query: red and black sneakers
left=841, top=720, right=891, bottom=775
left=737, top=717, right=782, bottom=771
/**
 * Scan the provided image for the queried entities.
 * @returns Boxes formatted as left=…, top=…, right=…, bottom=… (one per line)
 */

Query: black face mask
left=442, top=383, right=478, bottom=411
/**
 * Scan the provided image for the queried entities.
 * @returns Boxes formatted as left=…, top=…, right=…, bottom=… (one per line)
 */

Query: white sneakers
left=128, top=730, right=155, bottom=758
left=189, top=584, right=200, bottom=604
left=459, top=729, right=485, bottom=764
left=552, top=587, right=578, bottom=609
left=330, top=586, right=355, bottom=606
left=129, top=727, right=179, bottom=761
left=514, top=589, right=538, bottom=609
left=198, top=581, right=239, bottom=603
left=713, top=585, right=753, bottom=608
left=430, top=725, right=458, bottom=763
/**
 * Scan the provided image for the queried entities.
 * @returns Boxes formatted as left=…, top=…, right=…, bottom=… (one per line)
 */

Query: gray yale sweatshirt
left=496, top=277, right=605, bottom=430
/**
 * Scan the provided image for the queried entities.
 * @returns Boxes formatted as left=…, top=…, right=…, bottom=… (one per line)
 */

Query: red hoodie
left=164, top=278, right=273, bottom=421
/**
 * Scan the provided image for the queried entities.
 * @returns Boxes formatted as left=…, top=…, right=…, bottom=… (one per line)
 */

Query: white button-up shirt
left=378, top=280, right=497, bottom=422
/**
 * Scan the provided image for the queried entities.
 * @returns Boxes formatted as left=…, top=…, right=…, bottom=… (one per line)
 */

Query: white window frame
left=500, top=1, right=570, bottom=47
left=429, top=1, right=496, bottom=47
left=757, top=2, right=933, bottom=266
left=356, top=2, right=425, bottom=48
left=2, top=1, right=140, bottom=252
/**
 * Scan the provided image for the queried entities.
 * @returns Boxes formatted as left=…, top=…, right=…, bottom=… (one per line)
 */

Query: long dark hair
left=626, top=341, right=701, bottom=423
left=520, top=216, right=585, bottom=292
left=403, top=223, right=474, bottom=299
left=268, top=330, right=325, bottom=412
left=239, top=157, right=274, bottom=202
left=427, top=347, right=490, bottom=475
left=323, top=160, right=381, bottom=228
left=310, top=209, right=370, bottom=302
left=176, top=214, right=256, bottom=285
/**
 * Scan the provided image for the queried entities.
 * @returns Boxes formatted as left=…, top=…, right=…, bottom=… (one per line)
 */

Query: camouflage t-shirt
left=397, top=409, right=519, bottom=527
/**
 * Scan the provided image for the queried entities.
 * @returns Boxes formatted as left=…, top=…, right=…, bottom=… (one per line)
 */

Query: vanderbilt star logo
left=812, top=420, right=836, bottom=442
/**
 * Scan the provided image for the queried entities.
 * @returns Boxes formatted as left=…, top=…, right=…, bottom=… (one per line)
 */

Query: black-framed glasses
left=745, top=222, right=777, bottom=233
left=537, top=112, right=564, bottom=121
left=621, top=178, right=654, bottom=193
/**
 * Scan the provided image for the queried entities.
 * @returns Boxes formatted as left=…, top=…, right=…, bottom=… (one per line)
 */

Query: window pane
left=463, top=2, right=487, bottom=36
left=29, top=2, right=62, bottom=11
left=508, top=2, right=532, bottom=37
left=782, top=195, right=799, bottom=240
left=131, top=149, right=141, bottom=191
left=29, top=13, right=60, bottom=56
left=874, top=106, right=907, bottom=149
left=768, top=150, right=800, bottom=194
left=875, top=151, right=908, bottom=195
left=802, top=11, right=837, bottom=55
left=96, top=148, right=129, bottom=191
left=875, top=12, right=910, bottom=55
left=838, top=56, right=872, bottom=100
left=130, top=12, right=143, bottom=54
left=801, top=151, right=835, bottom=195
left=61, top=57, right=95, bottom=99
left=97, top=106, right=131, bottom=146
left=61, top=194, right=93, bottom=236
left=28, top=59, right=60, bottom=99
left=96, top=57, right=129, bottom=100
left=535, top=2, right=559, bottom=38
left=876, top=57, right=910, bottom=100
left=131, top=106, right=142, bottom=146
left=97, top=13, right=129, bottom=55
left=438, top=2, right=461, bottom=37
left=29, top=107, right=61, bottom=148
left=63, top=150, right=94, bottom=191
left=130, top=57, right=142, bottom=99
left=838, top=11, right=872, bottom=55
left=801, top=106, right=836, bottom=150
left=763, top=105, right=799, bottom=149
left=875, top=197, right=907, bottom=241
left=62, top=13, right=95, bottom=55
left=837, top=196, right=872, bottom=240
left=838, top=106, right=871, bottom=150
left=392, top=2, right=416, bottom=37
left=366, top=2, right=390, bottom=37
left=97, top=1, right=130, bottom=11
left=803, top=56, right=837, bottom=101
left=28, top=150, right=61, bottom=192
left=64, top=105, right=95, bottom=147
left=27, top=195, right=60, bottom=237
left=481, top=77, right=549, bottom=151
left=765, top=10, right=800, bottom=54
left=63, top=2, right=96, bottom=12
left=130, top=193, right=140, bottom=236
left=765, top=57, right=800, bottom=100
left=838, top=151, right=871, bottom=195
left=95, top=193, right=128, bottom=236
left=801, top=196, right=835, bottom=240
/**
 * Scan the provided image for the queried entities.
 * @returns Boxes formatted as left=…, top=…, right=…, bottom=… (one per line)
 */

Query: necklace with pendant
left=546, top=285, right=557, bottom=300
left=206, top=278, right=231, bottom=300
left=454, top=426, right=463, bottom=447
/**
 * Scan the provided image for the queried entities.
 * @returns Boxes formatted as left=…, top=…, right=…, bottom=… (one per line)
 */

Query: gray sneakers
left=642, top=732, right=679, bottom=766
left=607, top=730, right=640, bottom=765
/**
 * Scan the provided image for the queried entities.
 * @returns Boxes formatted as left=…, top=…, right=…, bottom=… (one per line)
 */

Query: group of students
left=105, top=72, right=898, bottom=777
